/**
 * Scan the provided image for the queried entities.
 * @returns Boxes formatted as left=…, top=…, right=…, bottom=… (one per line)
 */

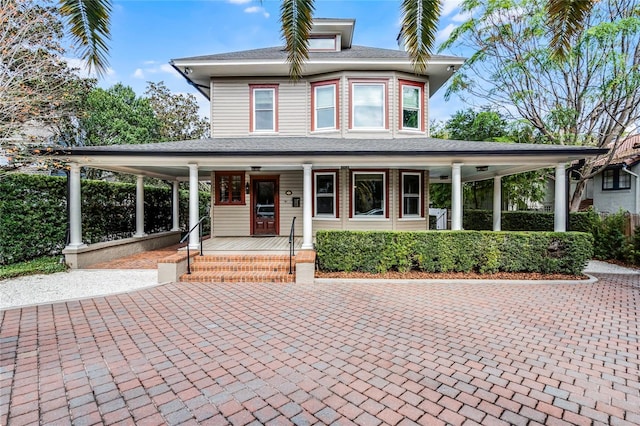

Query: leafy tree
left=430, top=109, right=547, bottom=209
left=145, top=81, right=209, bottom=141
left=79, top=83, right=160, bottom=147
left=0, top=0, right=94, bottom=172
left=442, top=0, right=640, bottom=211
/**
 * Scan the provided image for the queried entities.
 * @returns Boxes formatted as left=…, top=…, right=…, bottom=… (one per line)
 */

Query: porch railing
left=289, top=216, right=296, bottom=274
left=180, top=216, right=209, bottom=275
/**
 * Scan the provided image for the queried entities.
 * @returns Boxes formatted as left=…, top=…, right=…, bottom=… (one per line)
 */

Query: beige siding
left=211, top=171, right=251, bottom=236
left=278, top=171, right=304, bottom=236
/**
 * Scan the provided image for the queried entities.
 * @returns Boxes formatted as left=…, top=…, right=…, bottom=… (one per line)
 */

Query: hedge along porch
left=54, top=137, right=606, bottom=270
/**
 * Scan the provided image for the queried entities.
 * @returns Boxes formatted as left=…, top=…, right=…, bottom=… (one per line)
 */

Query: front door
left=252, top=177, right=278, bottom=235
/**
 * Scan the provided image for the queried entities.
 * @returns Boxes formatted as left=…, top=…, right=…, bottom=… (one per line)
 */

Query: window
left=400, top=172, right=423, bottom=218
left=350, top=80, right=388, bottom=130
left=602, top=169, right=631, bottom=190
left=309, top=36, right=337, bottom=51
left=250, top=84, right=278, bottom=132
left=314, top=171, right=339, bottom=217
left=215, top=172, right=245, bottom=205
left=399, top=80, right=424, bottom=131
left=311, top=81, right=339, bottom=131
left=351, top=171, right=388, bottom=218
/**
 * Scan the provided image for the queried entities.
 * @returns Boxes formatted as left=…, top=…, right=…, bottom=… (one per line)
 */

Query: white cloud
left=441, top=0, right=463, bottom=17
left=228, top=0, right=251, bottom=3
left=436, top=23, right=457, bottom=43
left=244, top=6, right=270, bottom=18
left=143, top=60, right=157, bottom=65
left=451, top=11, right=472, bottom=23
left=133, top=68, right=145, bottom=79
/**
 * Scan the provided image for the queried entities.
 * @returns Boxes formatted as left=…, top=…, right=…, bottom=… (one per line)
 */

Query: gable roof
left=592, top=134, right=640, bottom=168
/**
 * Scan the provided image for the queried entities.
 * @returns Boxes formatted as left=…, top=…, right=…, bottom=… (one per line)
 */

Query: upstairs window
left=314, top=171, right=339, bottom=218
left=602, top=169, right=631, bottom=190
left=399, top=80, right=424, bottom=131
left=350, top=80, right=388, bottom=130
left=309, top=36, right=337, bottom=51
left=250, top=84, right=278, bottom=132
left=216, top=172, right=245, bottom=205
left=400, top=171, right=423, bottom=218
left=311, top=81, right=339, bottom=131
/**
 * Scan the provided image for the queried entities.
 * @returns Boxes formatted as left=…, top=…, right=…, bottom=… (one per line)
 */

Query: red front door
left=252, top=177, right=278, bottom=235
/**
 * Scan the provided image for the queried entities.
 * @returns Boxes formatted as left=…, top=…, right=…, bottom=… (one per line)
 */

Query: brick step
left=180, top=271, right=295, bottom=283
left=196, top=254, right=291, bottom=263
left=190, top=261, right=294, bottom=273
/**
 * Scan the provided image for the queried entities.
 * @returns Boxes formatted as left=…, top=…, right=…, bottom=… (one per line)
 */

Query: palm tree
left=58, top=0, right=111, bottom=76
left=280, top=0, right=595, bottom=79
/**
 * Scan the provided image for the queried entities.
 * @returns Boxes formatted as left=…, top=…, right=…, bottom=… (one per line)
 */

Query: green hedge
left=0, top=173, right=210, bottom=265
left=463, top=209, right=597, bottom=233
left=316, top=230, right=593, bottom=275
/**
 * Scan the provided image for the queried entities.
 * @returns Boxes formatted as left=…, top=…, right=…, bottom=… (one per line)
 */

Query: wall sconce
left=245, top=182, right=250, bottom=194
left=184, top=67, right=192, bottom=75
left=285, top=190, right=293, bottom=196
left=447, top=65, right=456, bottom=72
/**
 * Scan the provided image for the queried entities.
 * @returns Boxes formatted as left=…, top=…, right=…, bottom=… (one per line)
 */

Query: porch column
left=554, top=163, right=567, bottom=232
left=134, top=175, right=146, bottom=237
left=67, top=163, right=85, bottom=248
left=451, top=163, right=463, bottom=230
left=493, top=176, right=502, bottom=231
left=302, top=163, right=314, bottom=249
left=188, top=164, right=200, bottom=249
left=171, top=180, right=180, bottom=231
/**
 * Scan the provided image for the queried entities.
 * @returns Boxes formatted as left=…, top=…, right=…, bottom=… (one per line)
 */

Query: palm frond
left=59, top=0, right=112, bottom=76
left=281, top=0, right=315, bottom=80
left=547, top=0, right=593, bottom=59
left=401, top=0, right=441, bottom=74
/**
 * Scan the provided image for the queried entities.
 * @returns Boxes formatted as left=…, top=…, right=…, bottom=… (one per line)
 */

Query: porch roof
left=54, top=136, right=607, bottom=182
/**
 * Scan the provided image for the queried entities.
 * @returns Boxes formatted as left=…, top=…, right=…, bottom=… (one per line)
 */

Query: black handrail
left=180, top=215, right=208, bottom=274
left=288, top=216, right=296, bottom=274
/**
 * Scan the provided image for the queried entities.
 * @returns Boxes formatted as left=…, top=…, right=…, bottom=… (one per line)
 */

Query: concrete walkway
left=1, top=270, right=638, bottom=425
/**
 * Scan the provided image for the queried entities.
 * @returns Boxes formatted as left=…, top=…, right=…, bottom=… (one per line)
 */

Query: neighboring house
left=587, top=135, right=640, bottom=214
left=52, top=18, right=606, bottom=270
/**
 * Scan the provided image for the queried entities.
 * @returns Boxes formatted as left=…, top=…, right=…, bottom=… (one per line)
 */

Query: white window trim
left=401, top=171, right=422, bottom=218
left=352, top=171, right=386, bottom=218
left=252, top=87, right=276, bottom=133
left=314, top=171, right=337, bottom=218
left=314, top=84, right=337, bottom=131
left=351, top=83, right=386, bottom=130
left=400, top=84, right=422, bottom=131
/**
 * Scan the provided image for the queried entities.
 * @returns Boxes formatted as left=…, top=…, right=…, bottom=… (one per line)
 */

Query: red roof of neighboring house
left=592, top=134, right=640, bottom=168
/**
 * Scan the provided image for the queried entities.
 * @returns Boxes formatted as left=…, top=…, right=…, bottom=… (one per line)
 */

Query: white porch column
left=554, top=163, right=567, bottom=232
left=188, top=164, right=200, bottom=249
left=171, top=180, right=180, bottom=231
left=451, top=163, right=463, bottom=230
left=302, top=163, right=314, bottom=249
left=493, top=176, right=502, bottom=231
left=67, top=163, right=85, bottom=248
left=134, top=175, right=146, bottom=237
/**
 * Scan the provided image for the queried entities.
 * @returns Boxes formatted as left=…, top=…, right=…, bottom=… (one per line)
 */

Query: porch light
left=245, top=182, right=250, bottom=194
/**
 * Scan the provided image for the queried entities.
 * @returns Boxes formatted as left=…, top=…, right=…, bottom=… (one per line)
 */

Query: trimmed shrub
left=0, top=173, right=210, bottom=265
left=464, top=209, right=598, bottom=232
left=316, top=230, right=593, bottom=276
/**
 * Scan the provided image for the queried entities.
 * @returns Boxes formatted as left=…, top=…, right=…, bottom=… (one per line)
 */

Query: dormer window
left=309, top=36, right=338, bottom=51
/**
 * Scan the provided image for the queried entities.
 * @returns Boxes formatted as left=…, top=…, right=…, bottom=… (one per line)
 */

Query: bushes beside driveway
left=316, top=230, right=593, bottom=276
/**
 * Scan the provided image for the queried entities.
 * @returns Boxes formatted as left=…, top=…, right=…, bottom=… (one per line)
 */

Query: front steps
left=180, top=254, right=296, bottom=283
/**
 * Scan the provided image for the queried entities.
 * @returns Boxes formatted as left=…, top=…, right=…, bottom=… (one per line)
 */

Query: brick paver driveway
left=2, top=274, right=639, bottom=425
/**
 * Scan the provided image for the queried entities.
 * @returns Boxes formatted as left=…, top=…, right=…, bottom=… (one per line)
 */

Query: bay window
left=400, top=171, right=423, bottom=218
left=351, top=171, right=388, bottom=218
left=311, top=81, right=339, bottom=131
left=350, top=80, right=388, bottom=130
left=399, top=80, right=424, bottom=131
left=314, top=171, right=338, bottom=217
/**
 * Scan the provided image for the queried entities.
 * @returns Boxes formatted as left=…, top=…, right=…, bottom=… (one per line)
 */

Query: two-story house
left=55, top=18, right=605, bottom=278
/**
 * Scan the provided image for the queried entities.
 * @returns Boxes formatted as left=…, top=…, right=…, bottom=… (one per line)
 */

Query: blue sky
left=73, top=0, right=469, bottom=123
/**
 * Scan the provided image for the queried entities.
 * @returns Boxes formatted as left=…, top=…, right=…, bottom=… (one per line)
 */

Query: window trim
left=349, top=169, right=390, bottom=219
left=309, top=35, right=338, bottom=52
left=602, top=168, right=631, bottom=191
left=311, top=80, right=340, bottom=131
left=399, top=170, right=424, bottom=218
left=348, top=79, right=389, bottom=130
left=249, top=84, right=279, bottom=133
left=215, top=171, right=246, bottom=205
left=398, top=80, right=425, bottom=132
left=313, top=170, right=340, bottom=218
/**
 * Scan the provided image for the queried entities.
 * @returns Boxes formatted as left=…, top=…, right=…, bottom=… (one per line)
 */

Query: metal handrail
left=180, top=215, right=208, bottom=274
left=288, top=216, right=296, bottom=274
